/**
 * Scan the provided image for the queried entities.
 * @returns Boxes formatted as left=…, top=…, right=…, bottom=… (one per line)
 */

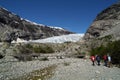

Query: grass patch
left=63, top=62, right=70, bottom=66
left=12, top=65, right=57, bottom=80
left=33, top=45, right=54, bottom=53
left=40, top=57, right=49, bottom=61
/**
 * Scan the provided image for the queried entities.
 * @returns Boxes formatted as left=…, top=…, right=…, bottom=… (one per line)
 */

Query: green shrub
left=25, top=44, right=33, bottom=49
left=90, top=40, right=120, bottom=65
left=45, top=46, right=55, bottom=53
left=64, top=41, right=72, bottom=44
left=33, top=45, right=54, bottom=53
left=98, top=35, right=112, bottom=41
left=63, top=62, right=70, bottom=66
left=16, top=44, right=55, bottom=57
left=17, top=44, right=32, bottom=54
left=106, top=41, right=120, bottom=64
left=33, top=46, right=42, bottom=53
left=90, top=45, right=106, bottom=56
left=40, top=57, right=49, bottom=61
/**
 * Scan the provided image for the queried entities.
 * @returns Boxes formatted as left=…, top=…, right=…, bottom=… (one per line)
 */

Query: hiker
left=96, top=55, right=101, bottom=66
left=107, top=55, right=111, bottom=67
left=103, top=55, right=108, bottom=67
left=90, top=55, right=95, bottom=66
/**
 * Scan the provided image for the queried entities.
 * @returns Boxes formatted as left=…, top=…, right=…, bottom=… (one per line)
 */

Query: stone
left=95, top=70, right=100, bottom=74
left=109, top=78, right=113, bottom=80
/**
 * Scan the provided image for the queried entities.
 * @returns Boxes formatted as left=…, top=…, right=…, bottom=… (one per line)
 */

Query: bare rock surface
left=84, top=2, right=120, bottom=41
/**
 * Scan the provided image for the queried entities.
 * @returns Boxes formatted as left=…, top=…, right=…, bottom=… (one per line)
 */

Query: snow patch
left=24, top=19, right=45, bottom=26
left=1, top=7, right=8, bottom=11
left=49, top=26, right=65, bottom=30
left=1, top=7, right=17, bottom=16
left=11, top=38, right=27, bottom=43
left=20, top=18, right=24, bottom=20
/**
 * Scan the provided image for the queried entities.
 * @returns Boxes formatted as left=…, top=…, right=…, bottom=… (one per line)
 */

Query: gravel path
left=0, top=58, right=120, bottom=80
left=49, top=58, right=120, bottom=80
left=0, top=58, right=73, bottom=80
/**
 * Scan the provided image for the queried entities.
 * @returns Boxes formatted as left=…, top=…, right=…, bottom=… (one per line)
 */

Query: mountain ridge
left=0, top=7, right=74, bottom=42
left=84, top=2, right=120, bottom=41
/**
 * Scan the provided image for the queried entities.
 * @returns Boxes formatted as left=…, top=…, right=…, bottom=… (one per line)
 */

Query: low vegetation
left=17, top=43, right=55, bottom=54
left=12, top=65, right=57, bottom=80
left=63, top=62, right=70, bottom=66
left=12, top=43, right=55, bottom=61
left=40, top=57, right=49, bottom=61
left=33, top=45, right=54, bottom=53
left=98, top=35, right=112, bottom=41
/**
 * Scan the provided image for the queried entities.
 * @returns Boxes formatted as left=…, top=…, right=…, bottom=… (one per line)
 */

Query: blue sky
left=0, top=0, right=118, bottom=33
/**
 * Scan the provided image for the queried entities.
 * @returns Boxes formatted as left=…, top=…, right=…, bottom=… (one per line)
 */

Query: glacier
left=29, top=34, right=84, bottom=43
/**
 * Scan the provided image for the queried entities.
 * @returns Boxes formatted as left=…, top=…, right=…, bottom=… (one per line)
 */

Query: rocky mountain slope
left=0, top=7, right=73, bottom=42
left=84, top=2, right=120, bottom=41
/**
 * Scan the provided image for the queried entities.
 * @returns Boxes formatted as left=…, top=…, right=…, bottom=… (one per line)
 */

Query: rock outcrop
left=84, top=2, right=120, bottom=41
left=0, top=7, right=73, bottom=42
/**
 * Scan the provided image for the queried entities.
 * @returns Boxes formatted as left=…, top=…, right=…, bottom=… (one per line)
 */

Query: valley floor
left=49, top=58, right=120, bottom=80
left=0, top=57, right=120, bottom=80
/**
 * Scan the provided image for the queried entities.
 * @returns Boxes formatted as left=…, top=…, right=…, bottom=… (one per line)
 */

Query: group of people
left=90, top=54, right=111, bottom=67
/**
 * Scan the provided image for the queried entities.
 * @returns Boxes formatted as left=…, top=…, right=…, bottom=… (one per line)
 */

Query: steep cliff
left=84, top=2, right=120, bottom=41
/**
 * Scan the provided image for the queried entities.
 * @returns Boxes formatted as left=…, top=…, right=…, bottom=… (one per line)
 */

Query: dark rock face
left=84, top=3, right=120, bottom=41
left=0, top=54, right=4, bottom=59
left=0, top=7, right=73, bottom=42
left=95, top=3, right=120, bottom=21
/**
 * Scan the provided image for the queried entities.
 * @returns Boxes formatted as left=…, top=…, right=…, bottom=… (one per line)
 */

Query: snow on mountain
left=29, top=34, right=84, bottom=43
left=49, top=26, right=65, bottom=30
left=0, top=7, right=17, bottom=16
left=24, top=19, right=45, bottom=26
left=23, top=19, right=65, bottom=31
left=1, top=7, right=8, bottom=11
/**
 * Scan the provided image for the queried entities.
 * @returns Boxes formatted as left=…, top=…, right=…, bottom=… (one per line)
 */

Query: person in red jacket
left=103, top=55, right=108, bottom=67
left=90, top=55, right=95, bottom=66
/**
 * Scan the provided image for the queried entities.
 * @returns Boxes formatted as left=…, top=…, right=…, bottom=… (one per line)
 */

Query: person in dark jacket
left=96, top=55, right=101, bottom=66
